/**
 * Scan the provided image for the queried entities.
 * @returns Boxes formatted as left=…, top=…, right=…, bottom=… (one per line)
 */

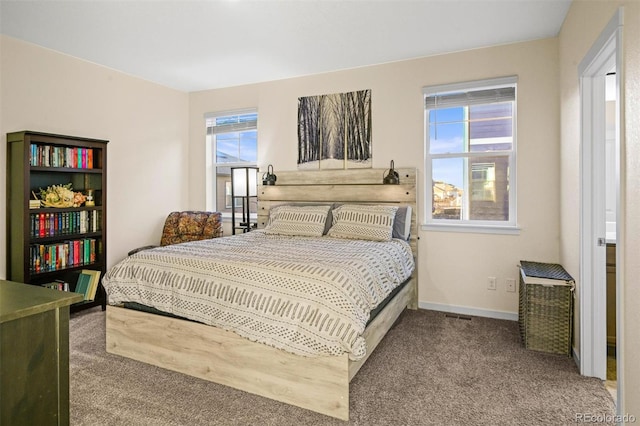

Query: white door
left=578, top=8, right=622, bottom=389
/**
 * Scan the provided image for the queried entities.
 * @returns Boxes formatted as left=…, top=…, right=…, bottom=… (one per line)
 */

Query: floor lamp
left=231, top=166, right=258, bottom=235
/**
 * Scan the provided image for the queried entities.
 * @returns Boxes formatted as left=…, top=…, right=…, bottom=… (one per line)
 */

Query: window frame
left=205, top=108, right=258, bottom=215
left=422, top=76, right=520, bottom=235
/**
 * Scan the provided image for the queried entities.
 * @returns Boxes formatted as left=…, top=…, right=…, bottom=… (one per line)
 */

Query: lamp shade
left=232, top=167, right=258, bottom=197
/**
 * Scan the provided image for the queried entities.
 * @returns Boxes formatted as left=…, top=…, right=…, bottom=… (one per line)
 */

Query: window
left=471, top=163, right=496, bottom=202
left=423, top=77, right=518, bottom=233
left=205, top=110, right=257, bottom=217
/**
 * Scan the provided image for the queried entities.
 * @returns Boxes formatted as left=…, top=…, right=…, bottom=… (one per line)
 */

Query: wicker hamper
left=518, top=261, right=575, bottom=356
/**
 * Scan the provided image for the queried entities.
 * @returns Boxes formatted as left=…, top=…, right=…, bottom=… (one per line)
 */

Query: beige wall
left=190, top=38, right=561, bottom=318
left=559, top=0, right=639, bottom=416
left=0, top=36, right=190, bottom=274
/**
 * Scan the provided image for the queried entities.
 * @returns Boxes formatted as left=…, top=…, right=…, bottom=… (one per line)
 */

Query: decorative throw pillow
left=263, top=205, right=331, bottom=237
left=393, top=205, right=412, bottom=241
left=268, top=203, right=335, bottom=234
left=327, top=204, right=398, bottom=242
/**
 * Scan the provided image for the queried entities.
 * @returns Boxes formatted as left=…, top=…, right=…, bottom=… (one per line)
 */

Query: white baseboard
left=418, top=301, right=518, bottom=321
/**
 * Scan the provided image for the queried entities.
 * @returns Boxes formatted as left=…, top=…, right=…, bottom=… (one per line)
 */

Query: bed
left=104, top=168, right=418, bottom=420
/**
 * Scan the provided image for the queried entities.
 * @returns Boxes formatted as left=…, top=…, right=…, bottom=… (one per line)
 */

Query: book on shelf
left=29, top=238, right=97, bottom=274
left=74, top=272, right=92, bottom=301
left=41, top=280, right=70, bottom=292
left=30, top=210, right=101, bottom=238
left=81, top=269, right=101, bottom=301
left=30, top=144, right=95, bottom=169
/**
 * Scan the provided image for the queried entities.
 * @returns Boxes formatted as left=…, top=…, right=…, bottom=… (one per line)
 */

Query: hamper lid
left=519, top=261, right=574, bottom=282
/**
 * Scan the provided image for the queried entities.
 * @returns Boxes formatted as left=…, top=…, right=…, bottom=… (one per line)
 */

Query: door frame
left=578, top=7, right=622, bottom=390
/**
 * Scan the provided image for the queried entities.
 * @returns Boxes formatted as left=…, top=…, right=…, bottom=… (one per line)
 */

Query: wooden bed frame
left=106, top=167, right=418, bottom=420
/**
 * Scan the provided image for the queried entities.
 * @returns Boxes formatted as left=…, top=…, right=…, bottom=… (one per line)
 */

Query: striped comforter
left=102, top=230, right=415, bottom=360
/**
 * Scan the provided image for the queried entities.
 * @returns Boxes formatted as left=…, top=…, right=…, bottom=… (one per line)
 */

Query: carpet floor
left=69, top=307, right=615, bottom=425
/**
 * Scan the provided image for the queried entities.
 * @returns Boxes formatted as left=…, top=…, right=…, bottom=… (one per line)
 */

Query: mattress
left=103, top=230, right=415, bottom=360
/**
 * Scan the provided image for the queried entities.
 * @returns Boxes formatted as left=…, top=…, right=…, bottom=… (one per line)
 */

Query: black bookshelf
left=6, top=131, right=108, bottom=312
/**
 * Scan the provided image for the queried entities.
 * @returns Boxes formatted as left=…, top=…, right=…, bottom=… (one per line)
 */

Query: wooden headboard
left=257, top=167, right=418, bottom=308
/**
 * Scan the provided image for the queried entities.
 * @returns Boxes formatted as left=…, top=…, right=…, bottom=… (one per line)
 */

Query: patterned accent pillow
left=327, top=204, right=399, bottom=242
left=263, top=205, right=331, bottom=237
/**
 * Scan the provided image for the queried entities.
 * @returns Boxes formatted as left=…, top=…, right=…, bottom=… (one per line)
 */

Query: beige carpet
left=69, top=307, right=615, bottom=425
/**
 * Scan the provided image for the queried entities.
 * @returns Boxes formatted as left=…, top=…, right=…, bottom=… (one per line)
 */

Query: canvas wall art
left=297, top=89, right=371, bottom=169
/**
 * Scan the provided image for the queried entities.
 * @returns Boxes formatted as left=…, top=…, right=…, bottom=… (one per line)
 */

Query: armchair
left=128, top=211, right=223, bottom=256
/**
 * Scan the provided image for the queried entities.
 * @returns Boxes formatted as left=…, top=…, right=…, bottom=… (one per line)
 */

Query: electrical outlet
left=506, top=278, right=516, bottom=292
left=488, top=277, right=497, bottom=290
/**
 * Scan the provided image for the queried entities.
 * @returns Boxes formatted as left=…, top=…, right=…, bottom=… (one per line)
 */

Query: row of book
left=41, top=269, right=101, bottom=301
left=30, top=238, right=99, bottom=274
left=42, top=280, right=71, bottom=292
left=30, top=144, right=96, bottom=169
left=30, top=210, right=101, bottom=238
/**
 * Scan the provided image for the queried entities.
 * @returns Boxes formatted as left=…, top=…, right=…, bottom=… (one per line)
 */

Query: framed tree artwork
left=297, top=89, right=371, bottom=169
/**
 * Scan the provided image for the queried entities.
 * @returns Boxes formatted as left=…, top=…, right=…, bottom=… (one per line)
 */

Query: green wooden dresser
left=0, top=280, right=82, bottom=425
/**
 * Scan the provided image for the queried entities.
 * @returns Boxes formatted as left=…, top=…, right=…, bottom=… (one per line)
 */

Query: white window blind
left=206, top=112, right=257, bottom=134
left=425, top=87, right=516, bottom=109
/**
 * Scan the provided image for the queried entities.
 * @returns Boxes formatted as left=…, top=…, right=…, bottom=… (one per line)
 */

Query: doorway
left=578, top=6, right=622, bottom=405
left=604, top=71, right=617, bottom=400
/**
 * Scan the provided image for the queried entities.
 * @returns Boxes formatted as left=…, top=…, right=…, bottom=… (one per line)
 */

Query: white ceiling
left=0, top=0, right=572, bottom=92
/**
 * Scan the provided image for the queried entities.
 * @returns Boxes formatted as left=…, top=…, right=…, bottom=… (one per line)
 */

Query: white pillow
left=327, top=204, right=398, bottom=242
left=263, top=205, right=331, bottom=237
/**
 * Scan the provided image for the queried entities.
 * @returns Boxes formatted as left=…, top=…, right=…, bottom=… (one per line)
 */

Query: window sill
left=221, top=213, right=258, bottom=221
left=421, top=223, right=521, bottom=235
